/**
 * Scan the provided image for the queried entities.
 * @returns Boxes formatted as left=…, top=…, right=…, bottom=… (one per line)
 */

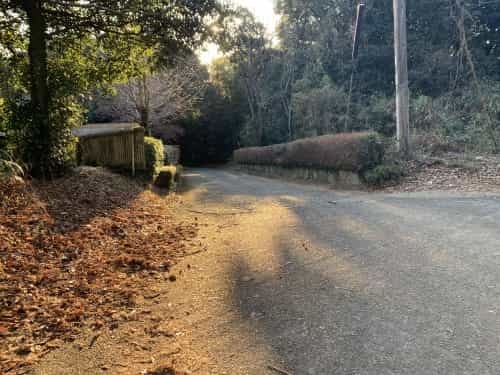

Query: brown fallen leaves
left=0, top=167, right=197, bottom=373
left=383, top=154, right=500, bottom=193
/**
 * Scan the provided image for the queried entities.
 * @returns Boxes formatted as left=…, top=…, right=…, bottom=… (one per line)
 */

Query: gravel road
left=176, top=168, right=500, bottom=375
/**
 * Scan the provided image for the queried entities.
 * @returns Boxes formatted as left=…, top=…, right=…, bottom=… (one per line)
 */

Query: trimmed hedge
left=234, top=132, right=384, bottom=172
left=144, top=137, right=164, bottom=178
left=154, top=165, right=182, bottom=190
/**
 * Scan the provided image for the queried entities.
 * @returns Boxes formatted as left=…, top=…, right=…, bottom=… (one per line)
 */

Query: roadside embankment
left=233, top=132, right=384, bottom=188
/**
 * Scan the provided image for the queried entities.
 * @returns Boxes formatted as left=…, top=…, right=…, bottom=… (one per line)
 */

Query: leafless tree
left=114, top=56, right=208, bottom=135
left=451, top=0, right=478, bottom=89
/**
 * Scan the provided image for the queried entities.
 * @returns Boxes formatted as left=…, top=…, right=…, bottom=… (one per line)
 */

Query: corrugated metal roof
left=72, top=123, right=141, bottom=138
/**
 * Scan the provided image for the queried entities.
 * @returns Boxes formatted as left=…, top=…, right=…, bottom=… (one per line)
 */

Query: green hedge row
left=233, top=132, right=384, bottom=172
left=144, top=136, right=164, bottom=178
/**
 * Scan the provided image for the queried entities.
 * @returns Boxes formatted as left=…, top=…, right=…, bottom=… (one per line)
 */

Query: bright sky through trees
left=233, top=0, right=279, bottom=32
left=198, top=0, right=278, bottom=65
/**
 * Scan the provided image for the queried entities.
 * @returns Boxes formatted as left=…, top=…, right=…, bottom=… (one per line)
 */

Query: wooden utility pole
left=393, top=0, right=410, bottom=156
left=345, top=3, right=366, bottom=132
left=352, top=3, right=366, bottom=61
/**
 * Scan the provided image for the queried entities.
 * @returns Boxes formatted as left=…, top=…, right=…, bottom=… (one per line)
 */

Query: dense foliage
left=180, top=84, right=244, bottom=165
left=1, top=0, right=499, bottom=174
left=0, top=0, right=216, bottom=177
left=217, top=0, right=500, bottom=154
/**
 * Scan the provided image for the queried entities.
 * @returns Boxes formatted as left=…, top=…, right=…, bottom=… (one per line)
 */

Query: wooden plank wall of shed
left=78, top=128, right=145, bottom=170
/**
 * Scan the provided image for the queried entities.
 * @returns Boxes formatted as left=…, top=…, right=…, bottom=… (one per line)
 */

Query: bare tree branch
left=110, top=56, right=208, bottom=134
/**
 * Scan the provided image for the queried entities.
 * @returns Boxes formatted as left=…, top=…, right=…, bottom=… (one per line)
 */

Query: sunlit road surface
left=179, top=168, right=500, bottom=375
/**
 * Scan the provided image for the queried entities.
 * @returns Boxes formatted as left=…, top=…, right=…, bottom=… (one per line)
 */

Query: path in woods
left=36, top=168, right=500, bottom=374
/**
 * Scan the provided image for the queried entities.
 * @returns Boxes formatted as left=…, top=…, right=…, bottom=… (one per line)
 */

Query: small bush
left=234, top=132, right=384, bottom=172
left=363, top=164, right=404, bottom=186
left=0, top=150, right=24, bottom=181
left=154, top=165, right=182, bottom=190
left=358, top=95, right=395, bottom=136
left=144, top=137, right=164, bottom=179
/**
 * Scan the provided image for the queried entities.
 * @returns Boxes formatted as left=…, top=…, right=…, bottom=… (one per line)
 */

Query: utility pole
left=344, top=3, right=365, bottom=132
left=393, top=0, right=410, bottom=156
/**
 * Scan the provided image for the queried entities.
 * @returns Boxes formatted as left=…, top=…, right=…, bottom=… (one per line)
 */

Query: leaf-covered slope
left=0, top=168, right=197, bottom=373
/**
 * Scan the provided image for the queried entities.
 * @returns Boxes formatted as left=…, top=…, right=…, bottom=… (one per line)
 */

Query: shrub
left=0, top=150, right=24, bottom=181
left=154, top=165, right=182, bottom=190
left=410, top=95, right=435, bottom=131
left=234, top=132, right=384, bottom=172
left=2, top=93, right=79, bottom=178
left=408, top=83, right=500, bottom=155
left=357, top=95, right=395, bottom=136
left=363, top=163, right=404, bottom=186
left=144, top=137, right=164, bottom=179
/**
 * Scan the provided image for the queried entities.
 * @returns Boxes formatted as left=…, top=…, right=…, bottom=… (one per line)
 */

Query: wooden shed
left=73, top=123, right=145, bottom=175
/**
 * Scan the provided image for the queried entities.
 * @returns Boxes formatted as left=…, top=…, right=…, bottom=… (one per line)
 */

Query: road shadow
left=205, top=168, right=500, bottom=374
left=229, top=246, right=376, bottom=374
left=181, top=168, right=500, bottom=373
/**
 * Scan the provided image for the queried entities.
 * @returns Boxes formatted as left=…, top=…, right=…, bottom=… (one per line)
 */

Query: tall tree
left=0, top=0, right=216, bottom=177
left=216, top=7, right=271, bottom=145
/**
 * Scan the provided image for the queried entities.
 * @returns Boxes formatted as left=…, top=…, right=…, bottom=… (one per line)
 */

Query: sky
left=233, top=0, right=279, bottom=33
left=198, top=0, right=279, bottom=65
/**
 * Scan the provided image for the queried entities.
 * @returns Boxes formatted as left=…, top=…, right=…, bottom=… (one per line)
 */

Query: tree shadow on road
left=227, top=202, right=500, bottom=374
left=182, top=168, right=500, bottom=374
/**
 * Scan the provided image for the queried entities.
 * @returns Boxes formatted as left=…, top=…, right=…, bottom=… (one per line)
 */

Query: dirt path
left=35, top=167, right=500, bottom=374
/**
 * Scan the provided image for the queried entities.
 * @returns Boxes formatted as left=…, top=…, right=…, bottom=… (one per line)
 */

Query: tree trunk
left=454, top=0, right=479, bottom=86
left=22, top=0, right=51, bottom=177
left=139, top=107, right=150, bottom=135
left=256, top=106, right=265, bottom=145
left=138, top=74, right=152, bottom=136
left=287, top=104, right=293, bottom=140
